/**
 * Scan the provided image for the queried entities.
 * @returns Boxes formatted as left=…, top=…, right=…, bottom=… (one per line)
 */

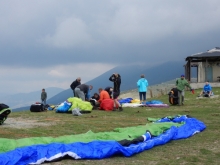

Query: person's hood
left=140, top=78, right=146, bottom=81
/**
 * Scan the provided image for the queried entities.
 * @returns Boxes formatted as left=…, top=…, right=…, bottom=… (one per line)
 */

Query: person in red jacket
left=98, top=88, right=110, bottom=104
left=91, top=88, right=110, bottom=110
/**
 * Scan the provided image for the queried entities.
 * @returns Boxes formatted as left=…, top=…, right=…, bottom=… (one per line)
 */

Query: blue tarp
left=56, top=101, right=71, bottom=113
left=119, top=98, right=133, bottom=104
left=146, top=100, right=163, bottom=105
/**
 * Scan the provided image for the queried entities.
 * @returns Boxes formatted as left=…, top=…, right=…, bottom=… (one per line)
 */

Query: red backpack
left=100, top=99, right=114, bottom=111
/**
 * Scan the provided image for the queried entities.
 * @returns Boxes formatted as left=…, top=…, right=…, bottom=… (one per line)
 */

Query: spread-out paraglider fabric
left=0, top=115, right=206, bottom=165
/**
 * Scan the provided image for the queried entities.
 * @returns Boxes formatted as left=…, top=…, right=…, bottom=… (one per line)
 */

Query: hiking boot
left=118, top=107, right=123, bottom=111
left=112, top=108, right=117, bottom=111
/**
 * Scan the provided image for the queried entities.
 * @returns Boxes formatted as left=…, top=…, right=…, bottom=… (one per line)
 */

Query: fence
left=120, top=79, right=176, bottom=99
left=120, top=77, right=220, bottom=99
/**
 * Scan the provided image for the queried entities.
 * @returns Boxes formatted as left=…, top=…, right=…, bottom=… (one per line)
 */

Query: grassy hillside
left=1, top=88, right=220, bottom=164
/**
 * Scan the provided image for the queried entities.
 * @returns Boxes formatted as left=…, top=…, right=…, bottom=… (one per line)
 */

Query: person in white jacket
left=137, top=74, right=149, bottom=103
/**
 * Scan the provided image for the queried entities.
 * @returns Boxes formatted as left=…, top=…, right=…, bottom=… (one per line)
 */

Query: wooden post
left=185, top=63, right=187, bottom=80
left=160, top=89, right=164, bottom=95
left=205, top=58, right=207, bottom=82
left=189, top=59, right=191, bottom=82
left=150, top=89, right=153, bottom=98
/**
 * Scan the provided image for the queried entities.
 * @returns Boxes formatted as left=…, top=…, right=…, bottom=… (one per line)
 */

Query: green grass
left=1, top=88, right=220, bottom=165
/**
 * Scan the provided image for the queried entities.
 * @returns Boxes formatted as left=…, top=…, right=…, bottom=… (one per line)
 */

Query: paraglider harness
left=168, top=88, right=178, bottom=105
left=202, top=91, right=213, bottom=97
left=0, top=103, right=11, bottom=125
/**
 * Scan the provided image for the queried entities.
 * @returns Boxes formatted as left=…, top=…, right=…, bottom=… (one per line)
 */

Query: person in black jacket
left=90, top=93, right=100, bottom=109
left=109, top=73, right=123, bottom=111
left=70, top=77, right=81, bottom=96
left=105, top=86, right=113, bottom=98
left=91, top=93, right=100, bottom=101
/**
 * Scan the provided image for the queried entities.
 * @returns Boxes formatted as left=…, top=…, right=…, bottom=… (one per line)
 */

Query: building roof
left=186, top=47, right=220, bottom=61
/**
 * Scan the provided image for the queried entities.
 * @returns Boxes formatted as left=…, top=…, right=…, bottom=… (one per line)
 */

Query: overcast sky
left=1, top=0, right=220, bottom=94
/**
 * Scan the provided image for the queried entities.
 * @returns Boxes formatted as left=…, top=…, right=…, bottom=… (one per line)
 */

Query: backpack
left=100, top=99, right=114, bottom=111
left=0, top=103, right=9, bottom=111
left=168, top=88, right=178, bottom=105
left=0, top=103, right=11, bottom=125
left=30, top=103, right=44, bottom=112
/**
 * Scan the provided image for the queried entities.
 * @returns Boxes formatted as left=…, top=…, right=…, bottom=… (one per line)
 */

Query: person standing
left=74, top=84, right=93, bottom=101
left=70, top=77, right=81, bottom=96
left=176, top=74, right=192, bottom=106
left=41, top=88, right=47, bottom=106
left=109, top=73, right=123, bottom=111
left=137, top=74, right=148, bottom=104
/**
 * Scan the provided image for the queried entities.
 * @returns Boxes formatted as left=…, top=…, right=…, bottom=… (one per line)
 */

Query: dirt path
left=2, top=117, right=55, bottom=129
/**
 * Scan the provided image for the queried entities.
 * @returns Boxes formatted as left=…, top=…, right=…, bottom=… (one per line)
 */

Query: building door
left=205, top=66, right=213, bottom=82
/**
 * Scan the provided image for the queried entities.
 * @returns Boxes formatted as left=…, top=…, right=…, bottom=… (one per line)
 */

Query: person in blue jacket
left=198, top=81, right=212, bottom=97
left=137, top=74, right=149, bottom=103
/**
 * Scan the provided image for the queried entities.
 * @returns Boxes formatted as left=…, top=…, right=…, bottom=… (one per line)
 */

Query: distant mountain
left=1, top=87, right=64, bottom=110
left=13, top=60, right=192, bottom=111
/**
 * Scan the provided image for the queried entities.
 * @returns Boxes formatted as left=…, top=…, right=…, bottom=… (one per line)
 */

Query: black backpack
left=30, top=103, right=44, bottom=112
left=0, top=103, right=9, bottom=111
left=0, top=103, right=11, bottom=125
left=168, top=88, right=178, bottom=105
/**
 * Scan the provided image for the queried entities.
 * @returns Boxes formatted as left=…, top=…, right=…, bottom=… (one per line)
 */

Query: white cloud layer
left=0, top=63, right=115, bottom=94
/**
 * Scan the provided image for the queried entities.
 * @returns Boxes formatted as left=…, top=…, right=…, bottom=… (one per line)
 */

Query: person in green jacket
left=176, top=74, right=192, bottom=106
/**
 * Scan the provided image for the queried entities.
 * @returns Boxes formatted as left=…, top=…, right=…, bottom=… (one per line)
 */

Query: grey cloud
left=0, top=0, right=220, bottom=68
